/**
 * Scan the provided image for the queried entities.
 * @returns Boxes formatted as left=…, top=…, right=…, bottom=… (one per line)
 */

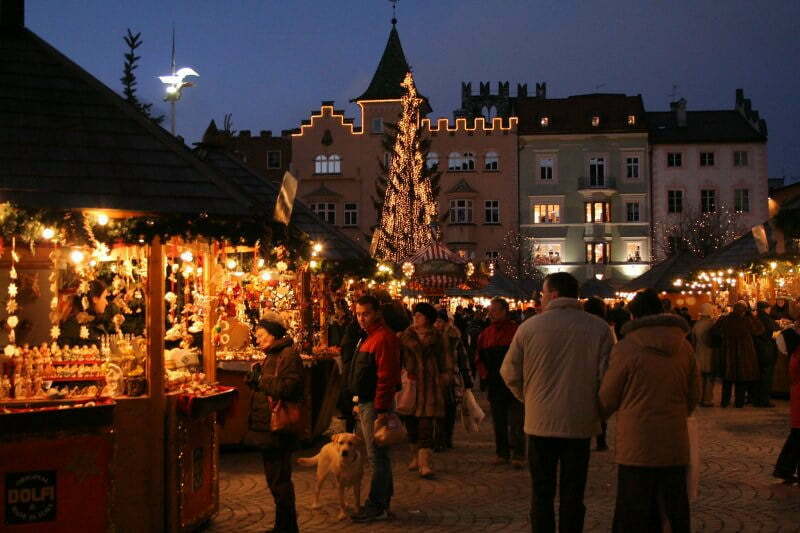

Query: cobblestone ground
left=209, top=396, right=800, bottom=532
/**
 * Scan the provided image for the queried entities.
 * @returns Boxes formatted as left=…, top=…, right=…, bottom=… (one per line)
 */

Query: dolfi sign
left=5, top=470, right=57, bottom=525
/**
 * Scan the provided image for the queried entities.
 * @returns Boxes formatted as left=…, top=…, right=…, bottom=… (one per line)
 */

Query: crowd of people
left=242, top=277, right=800, bottom=533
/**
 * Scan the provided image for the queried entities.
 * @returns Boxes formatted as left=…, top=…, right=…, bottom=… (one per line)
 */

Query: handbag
left=394, top=369, right=417, bottom=416
left=267, top=356, right=304, bottom=436
left=373, top=412, right=407, bottom=447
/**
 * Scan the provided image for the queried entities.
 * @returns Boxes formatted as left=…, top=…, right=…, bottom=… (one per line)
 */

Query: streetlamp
left=158, top=28, right=198, bottom=136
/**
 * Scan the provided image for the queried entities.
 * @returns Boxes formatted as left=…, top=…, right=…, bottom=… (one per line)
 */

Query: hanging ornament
left=6, top=300, right=17, bottom=314
left=79, top=325, right=90, bottom=339
left=50, top=325, right=61, bottom=339
left=7, top=283, right=17, bottom=298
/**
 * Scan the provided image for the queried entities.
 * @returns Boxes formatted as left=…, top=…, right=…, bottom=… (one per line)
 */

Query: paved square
left=210, top=398, right=800, bottom=532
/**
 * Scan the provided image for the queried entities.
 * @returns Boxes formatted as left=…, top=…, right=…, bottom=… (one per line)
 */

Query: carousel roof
left=406, top=241, right=467, bottom=264
left=0, top=18, right=255, bottom=216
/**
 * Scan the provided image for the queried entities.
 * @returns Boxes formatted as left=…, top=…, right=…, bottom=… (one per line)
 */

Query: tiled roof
left=196, top=147, right=370, bottom=262
left=647, top=110, right=766, bottom=144
left=446, top=178, right=478, bottom=194
left=622, top=252, right=703, bottom=292
left=0, top=25, right=255, bottom=215
left=516, top=93, right=647, bottom=135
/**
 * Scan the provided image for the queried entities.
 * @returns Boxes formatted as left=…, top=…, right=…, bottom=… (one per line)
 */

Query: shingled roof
left=0, top=17, right=255, bottom=216
left=647, top=110, right=767, bottom=144
left=516, top=93, right=647, bottom=135
left=195, top=147, right=371, bottom=262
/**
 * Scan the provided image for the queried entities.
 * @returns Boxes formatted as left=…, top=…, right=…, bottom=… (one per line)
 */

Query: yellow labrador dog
left=297, top=432, right=365, bottom=519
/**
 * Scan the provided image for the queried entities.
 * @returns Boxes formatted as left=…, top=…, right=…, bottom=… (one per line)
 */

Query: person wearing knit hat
left=691, top=302, right=717, bottom=406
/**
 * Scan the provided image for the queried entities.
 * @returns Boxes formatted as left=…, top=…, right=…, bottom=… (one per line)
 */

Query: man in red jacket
left=477, top=297, right=524, bottom=467
left=349, top=294, right=401, bottom=522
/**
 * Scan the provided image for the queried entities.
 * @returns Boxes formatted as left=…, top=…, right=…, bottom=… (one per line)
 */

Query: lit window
left=585, top=242, right=609, bottom=264
left=700, top=152, right=714, bottom=167
left=267, top=151, right=281, bottom=169
left=626, top=202, right=640, bottom=222
left=627, top=115, right=636, bottom=126
left=484, top=200, right=500, bottom=223
left=315, top=154, right=340, bottom=174
left=668, top=190, right=683, bottom=213
left=485, top=250, right=500, bottom=260
left=328, top=154, right=341, bottom=174
left=485, top=152, right=499, bottom=171
left=667, top=152, right=682, bottom=167
left=585, top=202, right=610, bottom=223
left=372, top=117, right=383, bottom=133
left=426, top=152, right=439, bottom=169
left=449, top=199, right=473, bottom=223
left=344, top=203, right=358, bottom=226
left=533, top=243, right=562, bottom=265
left=626, top=242, right=643, bottom=262
left=701, top=189, right=716, bottom=213
left=448, top=152, right=464, bottom=171
left=314, top=154, right=328, bottom=174
left=589, top=157, right=605, bottom=187
left=540, top=116, right=549, bottom=127
left=591, top=116, right=600, bottom=127
left=734, top=151, right=749, bottom=167
left=311, top=203, right=336, bottom=224
left=533, top=204, right=560, bottom=224
left=539, top=158, right=553, bottom=180
left=734, top=189, right=750, bottom=212
left=626, top=157, right=639, bottom=179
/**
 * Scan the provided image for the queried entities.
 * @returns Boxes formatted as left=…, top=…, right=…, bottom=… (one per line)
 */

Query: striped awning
left=406, top=242, right=467, bottom=265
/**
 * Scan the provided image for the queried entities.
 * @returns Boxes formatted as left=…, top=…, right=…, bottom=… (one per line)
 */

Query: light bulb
left=70, top=250, right=85, bottom=264
left=180, top=251, right=193, bottom=263
left=42, top=227, right=55, bottom=240
left=260, top=270, right=272, bottom=281
left=226, top=259, right=237, bottom=270
left=96, top=213, right=109, bottom=226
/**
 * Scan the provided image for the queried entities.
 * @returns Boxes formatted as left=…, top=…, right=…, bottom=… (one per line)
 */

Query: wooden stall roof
left=195, top=147, right=372, bottom=262
left=0, top=24, right=256, bottom=216
left=622, top=253, right=704, bottom=292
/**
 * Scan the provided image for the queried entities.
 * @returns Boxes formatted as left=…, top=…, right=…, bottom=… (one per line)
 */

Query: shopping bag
left=461, top=389, right=485, bottom=433
left=373, top=412, right=407, bottom=447
left=269, top=399, right=304, bottom=436
left=686, top=415, right=700, bottom=501
left=395, top=370, right=417, bottom=416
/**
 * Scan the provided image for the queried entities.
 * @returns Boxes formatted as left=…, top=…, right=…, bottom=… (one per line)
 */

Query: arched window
left=328, top=154, right=341, bottom=174
left=485, top=151, right=499, bottom=171
left=314, top=154, right=328, bottom=174
left=462, top=152, right=475, bottom=171
left=488, top=106, right=497, bottom=119
left=481, top=106, right=489, bottom=119
left=426, top=152, right=439, bottom=169
left=448, top=152, right=463, bottom=171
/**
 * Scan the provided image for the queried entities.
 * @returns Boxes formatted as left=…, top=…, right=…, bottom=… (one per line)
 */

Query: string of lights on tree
left=655, top=205, right=743, bottom=260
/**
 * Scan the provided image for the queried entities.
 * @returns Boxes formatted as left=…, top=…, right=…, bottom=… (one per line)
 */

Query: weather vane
left=158, top=25, right=198, bottom=136
left=389, top=0, right=398, bottom=24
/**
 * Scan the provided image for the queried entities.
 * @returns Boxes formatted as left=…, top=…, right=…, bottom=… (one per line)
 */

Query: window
left=448, top=152, right=463, bottom=171
left=539, top=158, right=554, bottom=180
left=533, top=243, right=562, bottom=265
left=668, top=190, right=683, bottom=213
left=667, top=152, right=682, bottom=167
left=267, top=151, right=281, bottom=169
left=462, top=152, right=476, bottom=171
left=314, top=154, right=340, bottom=174
left=540, top=116, right=549, bottom=127
left=626, top=242, right=643, bottom=262
left=626, top=202, right=640, bottom=222
left=585, top=202, right=610, bottom=223
left=626, top=157, right=639, bottom=179
left=701, top=189, right=716, bottom=213
left=485, top=250, right=500, bottom=261
left=734, top=189, right=750, bottom=212
left=585, top=242, right=609, bottom=264
left=310, top=203, right=335, bottom=224
left=426, top=152, right=439, bottom=169
left=700, top=152, right=714, bottom=167
left=449, top=199, right=473, bottom=223
left=484, top=200, right=500, bottom=223
left=533, top=204, right=560, bottom=224
left=734, top=151, right=749, bottom=167
left=591, top=116, right=600, bottom=127
left=627, top=115, right=636, bottom=126
left=344, top=203, right=358, bottom=226
left=371, top=117, right=383, bottom=133
left=589, top=157, right=605, bottom=186
left=484, top=152, right=499, bottom=171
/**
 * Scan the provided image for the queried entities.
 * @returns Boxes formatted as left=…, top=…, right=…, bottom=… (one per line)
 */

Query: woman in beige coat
left=691, top=303, right=716, bottom=406
left=599, top=289, right=700, bottom=533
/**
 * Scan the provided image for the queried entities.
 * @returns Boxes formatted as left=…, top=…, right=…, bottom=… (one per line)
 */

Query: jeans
left=528, top=436, right=590, bottom=533
left=262, top=448, right=299, bottom=533
left=612, top=465, right=690, bottom=533
left=488, top=381, right=525, bottom=460
left=774, top=428, right=800, bottom=480
left=358, top=402, right=393, bottom=511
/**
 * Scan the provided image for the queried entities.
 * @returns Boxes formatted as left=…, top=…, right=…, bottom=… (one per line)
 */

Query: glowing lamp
left=42, top=227, right=55, bottom=240
left=770, top=262, right=778, bottom=270
left=70, top=250, right=85, bottom=264
left=260, top=270, right=272, bottom=281
left=595, top=273, right=604, bottom=281
left=96, top=213, right=109, bottom=226
left=310, top=260, right=320, bottom=270
left=312, top=242, right=323, bottom=254
left=180, top=251, right=193, bottom=263
left=226, top=259, right=237, bottom=270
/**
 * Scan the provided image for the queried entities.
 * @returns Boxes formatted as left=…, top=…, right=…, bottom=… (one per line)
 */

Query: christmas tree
left=371, top=72, right=440, bottom=262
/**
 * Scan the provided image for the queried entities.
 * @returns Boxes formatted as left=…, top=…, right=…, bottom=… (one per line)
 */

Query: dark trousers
left=774, top=428, right=800, bottom=480
left=406, top=416, right=435, bottom=448
left=528, top=436, right=590, bottom=533
left=612, top=465, right=690, bottom=533
left=262, top=448, right=299, bottom=533
left=756, top=363, right=776, bottom=406
left=489, top=382, right=525, bottom=460
left=436, top=388, right=458, bottom=450
left=721, top=380, right=753, bottom=407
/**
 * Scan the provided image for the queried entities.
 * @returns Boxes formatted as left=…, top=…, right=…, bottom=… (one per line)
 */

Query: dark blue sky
left=28, top=0, right=800, bottom=179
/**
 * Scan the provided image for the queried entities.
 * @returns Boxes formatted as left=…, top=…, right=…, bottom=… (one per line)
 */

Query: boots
left=407, top=444, right=419, bottom=471
left=418, top=448, right=434, bottom=478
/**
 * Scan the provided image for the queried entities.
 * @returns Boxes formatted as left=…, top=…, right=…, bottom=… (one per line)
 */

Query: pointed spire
left=351, top=22, right=412, bottom=102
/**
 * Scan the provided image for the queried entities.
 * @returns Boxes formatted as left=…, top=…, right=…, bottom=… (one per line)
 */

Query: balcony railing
left=578, top=176, right=616, bottom=190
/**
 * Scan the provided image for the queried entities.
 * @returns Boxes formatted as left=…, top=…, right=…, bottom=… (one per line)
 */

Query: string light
left=42, top=227, right=56, bottom=240
left=70, top=250, right=85, bottom=264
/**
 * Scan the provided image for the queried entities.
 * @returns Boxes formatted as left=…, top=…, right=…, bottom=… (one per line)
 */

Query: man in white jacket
left=501, top=272, right=614, bottom=533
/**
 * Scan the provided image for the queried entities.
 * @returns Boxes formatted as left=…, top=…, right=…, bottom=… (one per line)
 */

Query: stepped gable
left=0, top=21, right=255, bottom=215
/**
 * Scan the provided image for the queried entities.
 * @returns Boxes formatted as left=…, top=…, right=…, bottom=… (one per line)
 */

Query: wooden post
left=202, top=242, right=218, bottom=381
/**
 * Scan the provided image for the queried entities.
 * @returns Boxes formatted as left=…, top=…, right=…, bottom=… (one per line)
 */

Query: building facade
left=648, top=90, right=769, bottom=259
left=516, top=94, right=651, bottom=283
left=201, top=121, right=291, bottom=183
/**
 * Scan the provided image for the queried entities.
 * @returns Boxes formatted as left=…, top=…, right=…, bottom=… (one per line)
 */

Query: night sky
left=27, top=0, right=800, bottom=180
